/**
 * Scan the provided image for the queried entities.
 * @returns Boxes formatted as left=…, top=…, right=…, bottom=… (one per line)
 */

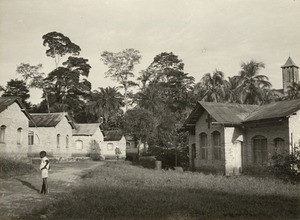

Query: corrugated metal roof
left=0, top=96, right=22, bottom=113
left=244, top=99, right=300, bottom=122
left=29, top=112, right=74, bottom=128
left=103, top=130, right=123, bottom=141
left=73, top=123, right=101, bottom=136
left=183, top=99, right=300, bottom=130
left=281, top=57, right=299, bottom=68
left=199, top=101, right=258, bottom=124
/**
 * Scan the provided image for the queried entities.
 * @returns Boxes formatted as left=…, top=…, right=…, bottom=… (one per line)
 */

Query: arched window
left=199, top=132, right=208, bottom=159
left=57, top=134, right=60, bottom=148
left=28, top=131, right=34, bottom=145
left=252, top=135, right=268, bottom=164
left=17, top=128, right=22, bottom=144
left=0, top=125, right=6, bottom=143
left=66, top=135, right=69, bottom=148
left=212, top=131, right=221, bottom=160
left=76, top=140, right=83, bottom=150
left=274, top=138, right=285, bottom=155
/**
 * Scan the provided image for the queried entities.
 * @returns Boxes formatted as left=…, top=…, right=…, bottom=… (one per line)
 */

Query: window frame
left=199, top=132, right=208, bottom=160
left=212, top=131, right=221, bottom=160
left=252, top=135, right=268, bottom=165
left=57, top=134, right=61, bottom=148
left=0, top=125, right=6, bottom=143
left=17, top=128, right=22, bottom=145
left=28, top=131, right=34, bottom=145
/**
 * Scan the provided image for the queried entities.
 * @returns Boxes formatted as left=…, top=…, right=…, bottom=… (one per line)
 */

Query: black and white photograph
left=0, top=0, right=299, bottom=219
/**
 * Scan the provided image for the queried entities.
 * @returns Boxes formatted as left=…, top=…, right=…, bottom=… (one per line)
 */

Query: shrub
left=89, top=140, right=101, bottom=161
left=146, top=145, right=189, bottom=170
left=268, top=148, right=300, bottom=183
left=0, top=157, right=37, bottom=178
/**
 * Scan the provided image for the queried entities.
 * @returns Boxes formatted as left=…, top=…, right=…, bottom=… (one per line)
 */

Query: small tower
left=281, top=57, right=299, bottom=93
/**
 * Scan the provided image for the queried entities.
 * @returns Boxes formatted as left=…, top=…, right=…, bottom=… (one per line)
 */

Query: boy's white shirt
left=40, top=156, right=50, bottom=170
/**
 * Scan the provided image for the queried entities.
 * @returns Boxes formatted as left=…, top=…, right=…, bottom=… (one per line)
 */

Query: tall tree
left=87, top=87, right=124, bottom=125
left=123, top=107, right=156, bottom=156
left=100, top=48, right=141, bottom=111
left=16, top=63, right=52, bottom=112
left=236, top=60, right=272, bottom=105
left=136, top=52, right=194, bottom=149
left=45, top=56, right=92, bottom=105
left=197, top=70, right=227, bottom=102
left=42, top=31, right=81, bottom=68
left=1, top=79, right=30, bottom=108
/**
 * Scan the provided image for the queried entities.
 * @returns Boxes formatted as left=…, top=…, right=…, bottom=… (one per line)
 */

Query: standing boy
left=39, top=151, right=50, bottom=194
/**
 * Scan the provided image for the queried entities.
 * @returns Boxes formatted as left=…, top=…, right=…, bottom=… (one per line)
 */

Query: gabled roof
left=183, top=99, right=300, bottom=130
left=103, top=130, right=124, bottom=141
left=183, top=101, right=258, bottom=129
left=244, top=99, right=300, bottom=122
left=0, top=96, right=36, bottom=126
left=29, top=112, right=75, bottom=128
left=73, top=123, right=101, bottom=136
left=281, top=57, right=299, bottom=68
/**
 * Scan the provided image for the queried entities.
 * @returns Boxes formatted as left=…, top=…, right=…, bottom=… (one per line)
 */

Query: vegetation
left=100, top=48, right=141, bottom=111
left=41, top=162, right=300, bottom=219
left=0, top=157, right=37, bottom=178
left=1, top=31, right=299, bottom=168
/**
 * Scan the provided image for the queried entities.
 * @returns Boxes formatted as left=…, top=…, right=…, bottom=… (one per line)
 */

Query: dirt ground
left=0, top=160, right=103, bottom=220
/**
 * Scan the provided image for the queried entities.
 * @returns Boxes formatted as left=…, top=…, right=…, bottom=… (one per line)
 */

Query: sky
left=0, top=0, right=300, bottom=104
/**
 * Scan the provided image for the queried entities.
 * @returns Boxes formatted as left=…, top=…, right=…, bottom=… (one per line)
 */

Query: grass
left=0, top=156, right=37, bottom=178
left=42, top=161, right=299, bottom=219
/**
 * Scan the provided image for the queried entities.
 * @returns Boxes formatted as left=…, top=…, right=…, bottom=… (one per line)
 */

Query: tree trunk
left=43, top=89, right=51, bottom=113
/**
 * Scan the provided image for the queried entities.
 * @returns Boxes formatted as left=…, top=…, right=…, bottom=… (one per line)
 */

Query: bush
left=268, top=149, right=300, bottom=183
left=0, top=157, right=37, bottom=178
left=89, top=140, right=101, bottom=161
left=146, top=145, right=189, bottom=170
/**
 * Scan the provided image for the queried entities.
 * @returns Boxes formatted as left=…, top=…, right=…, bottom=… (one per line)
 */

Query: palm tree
left=199, top=70, right=227, bottom=102
left=87, top=87, right=124, bottom=123
left=236, top=60, right=272, bottom=105
left=225, top=76, right=240, bottom=103
left=287, top=82, right=300, bottom=100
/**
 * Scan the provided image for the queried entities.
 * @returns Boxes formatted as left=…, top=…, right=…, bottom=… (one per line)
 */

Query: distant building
left=281, top=57, right=299, bottom=93
left=102, top=130, right=126, bottom=159
left=183, top=57, right=300, bottom=175
left=183, top=100, right=300, bottom=175
left=72, top=123, right=104, bottom=157
left=28, top=113, right=75, bottom=158
left=0, top=97, right=35, bottom=158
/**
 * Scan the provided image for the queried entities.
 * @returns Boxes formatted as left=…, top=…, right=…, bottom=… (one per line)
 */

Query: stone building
left=72, top=123, right=104, bottom=157
left=184, top=57, right=300, bottom=175
left=0, top=97, right=35, bottom=158
left=184, top=97, right=300, bottom=175
left=102, top=130, right=126, bottom=159
left=28, top=113, right=75, bottom=158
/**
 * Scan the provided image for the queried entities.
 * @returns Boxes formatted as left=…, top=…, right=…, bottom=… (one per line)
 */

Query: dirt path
left=0, top=161, right=104, bottom=219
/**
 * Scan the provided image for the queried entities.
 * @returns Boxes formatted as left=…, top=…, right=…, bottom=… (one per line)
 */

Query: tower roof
left=281, top=57, right=299, bottom=68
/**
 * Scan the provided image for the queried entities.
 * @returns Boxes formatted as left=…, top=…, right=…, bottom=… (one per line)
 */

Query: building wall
left=244, top=118, right=289, bottom=166
left=224, top=127, right=243, bottom=176
left=282, top=67, right=299, bottom=93
left=0, top=103, right=29, bottom=158
left=193, top=111, right=225, bottom=173
left=28, top=116, right=74, bottom=158
left=188, top=134, right=196, bottom=167
left=102, top=136, right=126, bottom=159
left=289, top=110, right=300, bottom=152
left=72, top=129, right=104, bottom=156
